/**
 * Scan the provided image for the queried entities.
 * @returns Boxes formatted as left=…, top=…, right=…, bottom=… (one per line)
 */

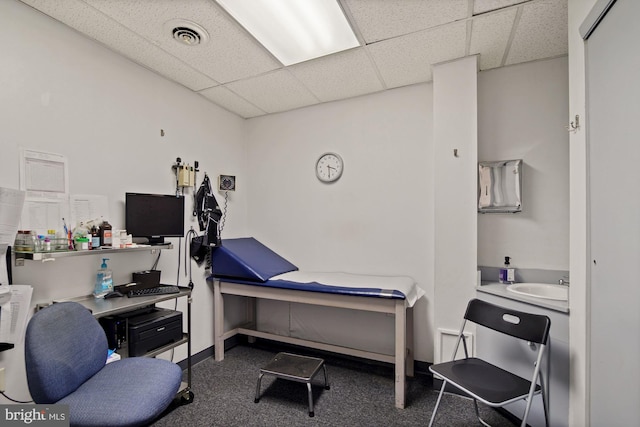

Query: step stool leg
left=307, top=382, right=314, bottom=417
left=322, top=363, right=330, bottom=390
left=255, top=372, right=264, bottom=403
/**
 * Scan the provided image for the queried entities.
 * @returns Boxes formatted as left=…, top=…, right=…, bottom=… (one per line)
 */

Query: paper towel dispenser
left=478, top=159, right=522, bottom=213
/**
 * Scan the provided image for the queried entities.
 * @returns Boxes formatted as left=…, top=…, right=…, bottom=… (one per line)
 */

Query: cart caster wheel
left=180, top=391, right=195, bottom=405
left=309, top=411, right=314, bottom=417
left=325, top=385, right=331, bottom=390
left=254, top=398, right=260, bottom=403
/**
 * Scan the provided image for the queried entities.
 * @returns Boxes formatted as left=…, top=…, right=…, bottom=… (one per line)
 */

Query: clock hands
left=326, top=165, right=336, bottom=178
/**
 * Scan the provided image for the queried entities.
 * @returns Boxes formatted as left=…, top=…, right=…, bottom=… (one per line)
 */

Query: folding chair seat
left=428, top=299, right=550, bottom=427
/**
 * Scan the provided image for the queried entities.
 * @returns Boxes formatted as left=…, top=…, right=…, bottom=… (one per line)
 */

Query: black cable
left=185, top=228, right=197, bottom=289
left=1, top=391, right=33, bottom=403
left=175, top=237, right=181, bottom=287
left=184, top=230, right=190, bottom=278
left=171, top=237, right=181, bottom=363
left=219, top=190, right=229, bottom=235
left=192, top=181, right=198, bottom=217
left=151, top=249, right=161, bottom=271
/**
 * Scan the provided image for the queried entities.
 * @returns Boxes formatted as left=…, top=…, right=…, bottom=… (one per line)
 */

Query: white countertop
left=476, top=282, right=569, bottom=314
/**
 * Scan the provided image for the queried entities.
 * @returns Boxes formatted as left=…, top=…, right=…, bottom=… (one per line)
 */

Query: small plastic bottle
left=75, top=237, right=90, bottom=251
left=94, top=258, right=113, bottom=298
left=90, top=225, right=100, bottom=249
left=35, top=235, right=45, bottom=252
left=499, top=256, right=515, bottom=284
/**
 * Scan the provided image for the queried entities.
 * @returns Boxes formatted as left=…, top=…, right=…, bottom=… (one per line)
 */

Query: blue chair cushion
left=25, top=302, right=108, bottom=403
left=57, top=357, right=182, bottom=427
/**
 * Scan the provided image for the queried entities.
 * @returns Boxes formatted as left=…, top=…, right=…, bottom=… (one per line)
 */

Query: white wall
left=432, top=56, right=478, bottom=362
left=244, top=56, right=568, bottom=364
left=244, top=85, right=435, bottom=359
left=478, top=57, right=569, bottom=270
left=0, top=0, right=247, bottom=403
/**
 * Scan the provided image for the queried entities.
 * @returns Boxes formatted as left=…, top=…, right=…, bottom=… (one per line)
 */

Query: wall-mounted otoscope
left=172, top=157, right=199, bottom=195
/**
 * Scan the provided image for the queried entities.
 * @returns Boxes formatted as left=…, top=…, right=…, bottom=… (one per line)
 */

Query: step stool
left=255, top=352, right=330, bottom=417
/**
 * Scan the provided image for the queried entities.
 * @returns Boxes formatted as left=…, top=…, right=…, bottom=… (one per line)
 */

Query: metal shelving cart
left=15, top=244, right=194, bottom=404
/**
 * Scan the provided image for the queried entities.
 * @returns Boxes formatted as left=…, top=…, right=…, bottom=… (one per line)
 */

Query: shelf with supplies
left=14, top=243, right=173, bottom=264
left=52, top=285, right=194, bottom=404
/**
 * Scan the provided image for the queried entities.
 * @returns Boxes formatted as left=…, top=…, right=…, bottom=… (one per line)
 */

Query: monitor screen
left=125, top=193, right=185, bottom=245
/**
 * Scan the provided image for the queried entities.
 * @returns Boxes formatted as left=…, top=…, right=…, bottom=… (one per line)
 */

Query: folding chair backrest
left=464, top=299, right=550, bottom=344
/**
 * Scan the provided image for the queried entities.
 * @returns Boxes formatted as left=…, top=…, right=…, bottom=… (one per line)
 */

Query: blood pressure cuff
left=190, top=236, right=209, bottom=266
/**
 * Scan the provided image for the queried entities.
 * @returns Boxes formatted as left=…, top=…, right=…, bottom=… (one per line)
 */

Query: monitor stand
left=147, top=237, right=166, bottom=246
left=132, top=237, right=166, bottom=246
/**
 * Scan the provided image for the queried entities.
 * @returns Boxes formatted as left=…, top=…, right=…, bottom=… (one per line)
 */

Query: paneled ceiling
left=19, top=0, right=568, bottom=119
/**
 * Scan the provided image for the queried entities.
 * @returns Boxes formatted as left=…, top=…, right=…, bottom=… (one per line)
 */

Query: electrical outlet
left=0, top=367, right=5, bottom=392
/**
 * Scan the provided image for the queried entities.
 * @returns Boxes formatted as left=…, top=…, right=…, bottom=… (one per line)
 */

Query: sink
left=506, top=283, right=568, bottom=301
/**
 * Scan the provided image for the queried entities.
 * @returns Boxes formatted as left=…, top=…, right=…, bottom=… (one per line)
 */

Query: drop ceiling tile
left=367, top=21, right=467, bottom=88
left=20, top=0, right=217, bottom=90
left=289, top=48, right=384, bottom=103
left=470, top=8, right=517, bottom=70
left=19, top=0, right=570, bottom=118
left=198, top=85, right=266, bottom=119
left=473, top=0, right=529, bottom=15
left=505, top=0, right=568, bottom=65
left=83, top=0, right=281, bottom=83
left=226, top=71, right=320, bottom=114
left=344, top=0, right=468, bottom=43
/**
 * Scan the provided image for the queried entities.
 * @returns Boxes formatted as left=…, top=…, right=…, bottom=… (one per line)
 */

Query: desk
left=55, top=287, right=193, bottom=402
left=213, top=279, right=414, bottom=409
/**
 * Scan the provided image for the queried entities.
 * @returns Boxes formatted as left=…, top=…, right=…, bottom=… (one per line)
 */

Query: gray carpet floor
left=151, top=344, right=516, bottom=426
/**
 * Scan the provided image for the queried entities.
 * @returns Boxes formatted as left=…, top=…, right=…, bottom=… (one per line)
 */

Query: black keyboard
left=127, top=286, right=180, bottom=298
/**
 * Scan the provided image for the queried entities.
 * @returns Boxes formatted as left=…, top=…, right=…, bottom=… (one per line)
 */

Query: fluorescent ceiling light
left=216, top=0, right=360, bottom=66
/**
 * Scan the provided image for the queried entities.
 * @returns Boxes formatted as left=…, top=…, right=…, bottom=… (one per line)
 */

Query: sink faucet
left=558, top=276, right=570, bottom=286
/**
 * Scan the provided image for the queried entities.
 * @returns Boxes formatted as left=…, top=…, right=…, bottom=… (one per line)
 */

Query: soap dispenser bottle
left=499, top=256, right=515, bottom=284
left=94, top=258, right=113, bottom=298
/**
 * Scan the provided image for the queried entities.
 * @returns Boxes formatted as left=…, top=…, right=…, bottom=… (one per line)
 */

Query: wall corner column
left=432, top=55, right=479, bottom=362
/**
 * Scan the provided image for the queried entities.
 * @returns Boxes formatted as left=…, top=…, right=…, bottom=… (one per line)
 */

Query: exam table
left=208, top=237, right=425, bottom=409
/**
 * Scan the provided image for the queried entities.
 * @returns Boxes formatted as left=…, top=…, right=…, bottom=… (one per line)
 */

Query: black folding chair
left=428, top=299, right=551, bottom=427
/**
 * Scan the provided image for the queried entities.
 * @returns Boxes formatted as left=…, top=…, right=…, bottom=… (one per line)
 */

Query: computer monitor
left=125, top=193, right=185, bottom=245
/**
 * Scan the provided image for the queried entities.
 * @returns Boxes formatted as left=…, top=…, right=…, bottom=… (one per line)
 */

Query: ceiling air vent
left=173, top=27, right=202, bottom=45
left=165, top=19, right=209, bottom=46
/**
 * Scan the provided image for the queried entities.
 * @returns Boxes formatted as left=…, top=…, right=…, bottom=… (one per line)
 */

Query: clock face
left=316, top=153, right=343, bottom=183
left=218, top=175, right=236, bottom=191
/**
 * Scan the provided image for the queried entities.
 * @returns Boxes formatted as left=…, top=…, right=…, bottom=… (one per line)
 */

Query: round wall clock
left=315, top=152, right=344, bottom=183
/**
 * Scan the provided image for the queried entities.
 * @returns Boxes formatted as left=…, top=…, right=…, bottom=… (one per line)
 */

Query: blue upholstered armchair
left=25, top=301, right=183, bottom=427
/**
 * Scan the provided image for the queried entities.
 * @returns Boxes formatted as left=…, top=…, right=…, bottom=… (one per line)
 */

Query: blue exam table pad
left=210, top=237, right=298, bottom=282
left=209, top=238, right=425, bottom=307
